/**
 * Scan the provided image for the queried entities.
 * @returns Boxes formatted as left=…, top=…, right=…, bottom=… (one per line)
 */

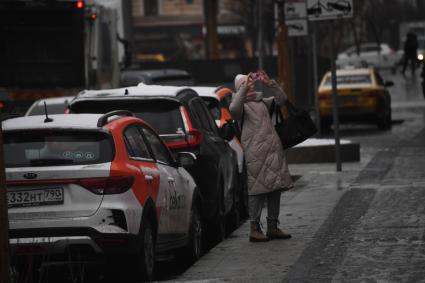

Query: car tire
left=177, top=201, right=203, bottom=263
left=239, top=162, right=249, bottom=220
left=137, top=220, right=155, bottom=282
left=213, top=181, right=226, bottom=243
left=377, top=106, right=392, bottom=130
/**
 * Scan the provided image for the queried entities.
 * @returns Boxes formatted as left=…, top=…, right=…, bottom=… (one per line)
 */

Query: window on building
left=144, top=0, right=158, bottom=16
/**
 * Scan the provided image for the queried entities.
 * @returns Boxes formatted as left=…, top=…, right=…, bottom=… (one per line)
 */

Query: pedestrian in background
left=401, top=32, right=418, bottom=77
left=230, top=71, right=293, bottom=242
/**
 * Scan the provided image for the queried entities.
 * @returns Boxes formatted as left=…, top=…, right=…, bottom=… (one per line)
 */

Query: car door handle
left=145, top=175, right=153, bottom=182
left=168, top=177, right=175, bottom=185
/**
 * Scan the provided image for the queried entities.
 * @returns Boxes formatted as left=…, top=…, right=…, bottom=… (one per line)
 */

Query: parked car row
left=4, top=82, right=246, bottom=281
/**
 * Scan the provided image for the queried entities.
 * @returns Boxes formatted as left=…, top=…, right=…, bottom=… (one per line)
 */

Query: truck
left=0, top=0, right=121, bottom=115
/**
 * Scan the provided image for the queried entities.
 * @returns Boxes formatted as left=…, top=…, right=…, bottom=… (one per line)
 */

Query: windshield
left=70, top=100, right=185, bottom=136
left=3, top=130, right=114, bottom=168
left=27, top=102, right=68, bottom=116
left=324, top=74, right=372, bottom=86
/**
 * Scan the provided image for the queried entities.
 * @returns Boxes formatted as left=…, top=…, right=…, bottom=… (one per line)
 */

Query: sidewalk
left=174, top=152, right=373, bottom=283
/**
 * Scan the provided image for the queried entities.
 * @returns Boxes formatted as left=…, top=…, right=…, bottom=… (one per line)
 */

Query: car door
left=140, top=125, right=190, bottom=237
left=123, top=125, right=168, bottom=235
left=189, top=98, right=235, bottom=215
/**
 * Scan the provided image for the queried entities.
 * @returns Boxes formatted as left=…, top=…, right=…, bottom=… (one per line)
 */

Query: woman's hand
left=246, top=74, right=257, bottom=98
left=258, top=70, right=273, bottom=86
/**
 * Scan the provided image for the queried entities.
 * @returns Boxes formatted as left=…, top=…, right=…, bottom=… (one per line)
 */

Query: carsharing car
left=4, top=112, right=203, bottom=281
left=68, top=85, right=240, bottom=242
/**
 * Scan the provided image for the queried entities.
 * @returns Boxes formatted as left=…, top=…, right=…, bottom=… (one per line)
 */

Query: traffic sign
left=287, top=19, right=308, bottom=36
left=284, top=0, right=307, bottom=20
left=307, top=0, right=353, bottom=21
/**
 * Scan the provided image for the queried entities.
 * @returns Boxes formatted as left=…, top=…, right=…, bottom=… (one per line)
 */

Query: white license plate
left=7, top=188, right=64, bottom=208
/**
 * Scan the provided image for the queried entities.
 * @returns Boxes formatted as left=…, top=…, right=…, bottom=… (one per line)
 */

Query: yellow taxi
left=318, top=67, right=393, bottom=131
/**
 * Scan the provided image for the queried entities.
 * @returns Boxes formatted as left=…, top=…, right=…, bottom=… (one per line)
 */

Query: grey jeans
left=249, top=190, right=282, bottom=223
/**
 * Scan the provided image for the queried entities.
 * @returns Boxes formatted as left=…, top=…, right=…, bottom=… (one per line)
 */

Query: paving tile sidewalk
left=174, top=152, right=373, bottom=283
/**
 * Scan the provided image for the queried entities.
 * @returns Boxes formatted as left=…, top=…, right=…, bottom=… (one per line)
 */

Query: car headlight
left=418, top=53, right=424, bottom=61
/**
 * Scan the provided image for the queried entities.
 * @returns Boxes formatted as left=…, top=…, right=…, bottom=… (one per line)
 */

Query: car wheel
left=377, top=112, right=390, bottom=130
left=138, top=220, right=155, bottom=282
left=178, top=201, right=203, bottom=263
left=239, top=163, right=249, bottom=219
left=213, top=182, right=226, bottom=243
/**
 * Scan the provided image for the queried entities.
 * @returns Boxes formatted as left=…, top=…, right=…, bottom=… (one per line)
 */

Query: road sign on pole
left=307, top=0, right=353, bottom=20
left=287, top=19, right=308, bottom=37
left=285, top=0, right=308, bottom=37
left=305, top=0, right=352, bottom=171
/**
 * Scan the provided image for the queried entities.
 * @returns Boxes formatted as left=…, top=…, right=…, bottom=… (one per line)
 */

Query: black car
left=69, top=85, right=240, bottom=242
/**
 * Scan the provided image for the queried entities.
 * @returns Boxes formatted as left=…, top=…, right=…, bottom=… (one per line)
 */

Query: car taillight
left=166, top=106, right=203, bottom=150
left=186, top=129, right=202, bottom=146
left=166, top=129, right=203, bottom=150
left=78, top=176, right=134, bottom=195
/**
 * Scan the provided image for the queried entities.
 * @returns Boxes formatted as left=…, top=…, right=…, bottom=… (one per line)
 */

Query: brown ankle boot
left=249, top=222, right=269, bottom=242
left=266, top=219, right=292, bottom=239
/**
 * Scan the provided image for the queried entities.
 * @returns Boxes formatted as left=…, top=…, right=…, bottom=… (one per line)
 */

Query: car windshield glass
left=3, top=131, right=113, bottom=168
left=324, top=74, right=372, bottom=86
left=71, top=100, right=185, bottom=135
left=27, top=103, right=68, bottom=116
left=201, top=97, right=220, bottom=120
left=151, top=75, right=194, bottom=86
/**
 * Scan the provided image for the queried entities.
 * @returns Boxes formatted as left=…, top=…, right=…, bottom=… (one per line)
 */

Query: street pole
left=0, top=125, right=11, bottom=283
left=312, top=25, right=321, bottom=134
left=329, top=21, right=342, bottom=171
left=203, top=0, right=219, bottom=59
left=257, top=0, right=264, bottom=70
left=276, top=0, right=294, bottom=102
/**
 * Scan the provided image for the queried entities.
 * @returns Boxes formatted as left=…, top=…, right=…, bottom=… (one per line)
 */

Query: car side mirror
left=384, top=80, right=394, bottom=88
left=220, top=120, right=236, bottom=141
left=176, top=152, right=196, bottom=168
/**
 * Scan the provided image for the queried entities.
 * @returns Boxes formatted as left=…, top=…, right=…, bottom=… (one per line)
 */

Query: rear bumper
left=9, top=227, right=139, bottom=256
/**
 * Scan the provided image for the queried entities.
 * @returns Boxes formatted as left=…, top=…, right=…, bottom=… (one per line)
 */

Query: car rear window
left=202, top=97, right=221, bottom=120
left=324, top=74, right=372, bottom=86
left=3, top=130, right=114, bottom=168
left=71, top=100, right=185, bottom=135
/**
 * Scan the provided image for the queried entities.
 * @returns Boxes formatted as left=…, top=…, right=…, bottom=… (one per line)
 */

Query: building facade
left=131, top=0, right=251, bottom=61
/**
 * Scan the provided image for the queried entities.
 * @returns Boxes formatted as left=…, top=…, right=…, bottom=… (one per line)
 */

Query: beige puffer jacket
left=229, top=81, right=293, bottom=195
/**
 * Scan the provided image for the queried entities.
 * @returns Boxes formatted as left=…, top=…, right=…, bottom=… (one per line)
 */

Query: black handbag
left=273, top=100, right=317, bottom=149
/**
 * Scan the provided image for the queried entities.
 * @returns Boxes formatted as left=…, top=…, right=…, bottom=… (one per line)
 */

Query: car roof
left=121, top=69, right=190, bottom=79
left=191, top=86, right=218, bottom=99
left=76, top=85, right=194, bottom=100
left=2, top=114, right=129, bottom=131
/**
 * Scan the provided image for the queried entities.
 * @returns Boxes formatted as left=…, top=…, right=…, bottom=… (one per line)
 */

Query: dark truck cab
left=0, top=0, right=119, bottom=115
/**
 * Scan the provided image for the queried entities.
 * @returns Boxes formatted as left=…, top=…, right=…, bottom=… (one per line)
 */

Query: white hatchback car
left=337, top=43, right=401, bottom=71
left=3, top=112, right=202, bottom=281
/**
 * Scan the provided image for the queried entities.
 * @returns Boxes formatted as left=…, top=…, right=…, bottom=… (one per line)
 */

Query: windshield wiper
left=30, top=158, right=74, bottom=166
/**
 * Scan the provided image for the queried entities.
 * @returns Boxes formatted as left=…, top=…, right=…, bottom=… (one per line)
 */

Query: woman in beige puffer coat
left=229, top=71, right=293, bottom=242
